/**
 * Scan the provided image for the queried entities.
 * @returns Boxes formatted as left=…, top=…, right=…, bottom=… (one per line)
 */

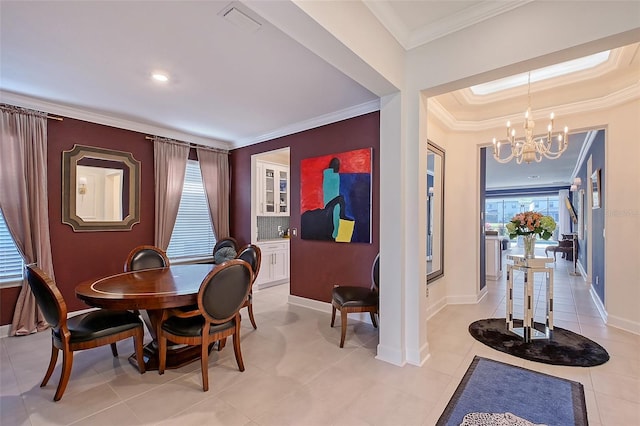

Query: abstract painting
left=300, top=148, right=371, bottom=243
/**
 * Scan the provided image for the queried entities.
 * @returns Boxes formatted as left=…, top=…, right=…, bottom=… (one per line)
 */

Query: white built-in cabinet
left=254, top=240, right=289, bottom=288
left=256, top=161, right=289, bottom=216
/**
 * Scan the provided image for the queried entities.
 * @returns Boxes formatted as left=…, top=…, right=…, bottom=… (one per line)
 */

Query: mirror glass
left=427, top=140, right=444, bottom=282
left=62, top=144, right=140, bottom=231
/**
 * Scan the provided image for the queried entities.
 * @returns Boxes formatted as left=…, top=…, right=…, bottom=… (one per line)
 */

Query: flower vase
left=523, top=234, right=536, bottom=258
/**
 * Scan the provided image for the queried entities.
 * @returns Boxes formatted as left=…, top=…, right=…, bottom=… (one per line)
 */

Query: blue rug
left=437, top=356, right=587, bottom=426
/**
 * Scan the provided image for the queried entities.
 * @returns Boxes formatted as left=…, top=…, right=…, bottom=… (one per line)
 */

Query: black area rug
left=469, top=318, right=609, bottom=367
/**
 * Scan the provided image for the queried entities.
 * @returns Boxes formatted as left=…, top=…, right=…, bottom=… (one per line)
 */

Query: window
left=484, top=194, right=560, bottom=240
left=0, top=209, right=24, bottom=287
left=167, top=160, right=216, bottom=260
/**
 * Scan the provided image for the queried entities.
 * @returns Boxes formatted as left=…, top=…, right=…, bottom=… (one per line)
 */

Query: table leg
left=523, top=268, right=534, bottom=343
left=546, top=268, right=554, bottom=336
left=506, top=264, right=514, bottom=332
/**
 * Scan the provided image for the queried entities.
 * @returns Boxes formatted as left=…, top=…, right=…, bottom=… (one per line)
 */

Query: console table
left=506, top=254, right=554, bottom=342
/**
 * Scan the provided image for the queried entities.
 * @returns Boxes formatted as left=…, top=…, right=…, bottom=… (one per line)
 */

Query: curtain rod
left=1, top=104, right=63, bottom=121
left=145, top=135, right=228, bottom=154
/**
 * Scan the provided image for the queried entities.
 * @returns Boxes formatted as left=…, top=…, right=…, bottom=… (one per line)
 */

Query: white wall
left=429, top=99, right=640, bottom=334
left=599, top=101, right=640, bottom=332
left=270, top=1, right=640, bottom=365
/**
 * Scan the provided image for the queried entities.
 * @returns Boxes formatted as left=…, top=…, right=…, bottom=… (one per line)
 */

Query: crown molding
left=365, top=0, right=531, bottom=50
left=572, top=130, right=599, bottom=180
left=430, top=82, right=640, bottom=132
left=407, top=1, right=531, bottom=50
left=0, top=91, right=379, bottom=150
left=459, top=49, right=621, bottom=105
left=0, top=90, right=232, bottom=150
left=232, top=99, right=381, bottom=148
left=363, top=0, right=410, bottom=49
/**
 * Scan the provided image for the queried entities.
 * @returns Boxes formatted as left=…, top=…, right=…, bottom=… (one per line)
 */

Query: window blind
left=0, top=210, right=24, bottom=285
left=167, top=160, right=216, bottom=260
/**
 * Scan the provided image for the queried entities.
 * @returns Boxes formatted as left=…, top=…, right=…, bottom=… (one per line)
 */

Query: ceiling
left=1, top=1, right=638, bottom=188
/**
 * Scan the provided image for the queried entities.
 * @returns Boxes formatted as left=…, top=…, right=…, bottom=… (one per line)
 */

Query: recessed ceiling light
left=151, top=72, right=169, bottom=83
left=470, top=51, right=611, bottom=95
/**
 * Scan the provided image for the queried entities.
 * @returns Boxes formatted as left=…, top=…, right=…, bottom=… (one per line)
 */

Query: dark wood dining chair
left=25, top=265, right=145, bottom=401
left=157, top=259, right=253, bottom=392
left=331, top=253, right=380, bottom=348
left=235, top=244, right=262, bottom=329
left=212, top=237, right=239, bottom=264
left=124, top=245, right=170, bottom=272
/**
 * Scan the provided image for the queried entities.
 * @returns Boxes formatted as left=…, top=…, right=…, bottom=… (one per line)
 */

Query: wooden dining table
left=76, top=263, right=217, bottom=371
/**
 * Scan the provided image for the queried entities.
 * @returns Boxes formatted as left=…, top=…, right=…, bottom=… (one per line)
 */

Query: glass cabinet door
left=278, top=170, right=288, bottom=214
left=264, top=168, right=275, bottom=213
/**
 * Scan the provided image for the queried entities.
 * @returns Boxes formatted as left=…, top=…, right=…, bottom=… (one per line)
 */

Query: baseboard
left=607, top=314, right=640, bottom=336
left=406, top=342, right=431, bottom=367
left=426, top=294, right=447, bottom=320
left=577, top=261, right=588, bottom=281
left=376, top=342, right=405, bottom=366
left=256, top=278, right=288, bottom=290
left=590, top=287, right=607, bottom=324
left=0, top=324, right=11, bottom=339
left=447, top=292, right=486, bottom=305
left=287, top=294, right=377, bottom=325
left=287, top=294, right=331, bottom=313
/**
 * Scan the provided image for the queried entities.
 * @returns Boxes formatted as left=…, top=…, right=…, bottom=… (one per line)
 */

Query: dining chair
left=124, top=245, right=170, bottom=272
left=235, top=244, right=262, bottom=329
left=157, top=259, right=253, bottom=392
left=330, top=253, right=380, bottom=348
left=212, top=237, right=239, bottom=264
left=25, top=265, right=145, bottom=401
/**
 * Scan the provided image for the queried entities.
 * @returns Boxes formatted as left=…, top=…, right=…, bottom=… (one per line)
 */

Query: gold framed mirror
left=62, top=144, right=140, bottom=231
left=427, top=140, right=444, bottom=282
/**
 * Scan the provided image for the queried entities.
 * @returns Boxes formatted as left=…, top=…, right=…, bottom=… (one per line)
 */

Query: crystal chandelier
left=492, top=73, right=568, bottom=164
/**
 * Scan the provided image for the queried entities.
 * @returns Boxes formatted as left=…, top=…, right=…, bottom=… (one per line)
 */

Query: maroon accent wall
left=230, top=112, right=380, bottom=303
left=1, top=112, right=379, bottom=325
left=0, top=287, right=21, bottom=325
left=0, top=117, right=155, bottom=323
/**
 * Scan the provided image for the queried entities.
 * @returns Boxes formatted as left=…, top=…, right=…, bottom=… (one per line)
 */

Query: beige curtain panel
left=154, top=138, right=189, bottom=250
left=197, top=147, right=230, bottom=240
left=0, top=105, right=55, bottom=336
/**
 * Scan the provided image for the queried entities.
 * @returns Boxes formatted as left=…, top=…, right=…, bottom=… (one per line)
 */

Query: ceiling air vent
left=222, top=6, right=262, bottom=33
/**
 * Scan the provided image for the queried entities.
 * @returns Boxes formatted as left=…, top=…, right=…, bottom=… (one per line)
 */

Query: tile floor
left=1, top=252, right=639, bottom=425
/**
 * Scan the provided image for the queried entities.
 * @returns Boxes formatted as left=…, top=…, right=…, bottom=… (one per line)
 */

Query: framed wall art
left=591, top=168, right=601, bottom=209
left=300, top=148, right=372, bottom=243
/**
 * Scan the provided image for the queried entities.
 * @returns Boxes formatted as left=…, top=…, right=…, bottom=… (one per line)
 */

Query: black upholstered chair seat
left=26, top=265, right=145, bottom=401
left=161, top=315, right=236, bottom=337
left=332, top=286, right=378, bottom=308
left=56, top=310, right=144, bottom=343
left=331, top=254, right=380, bottom=347
left=158, top=259, right=252, bottom=392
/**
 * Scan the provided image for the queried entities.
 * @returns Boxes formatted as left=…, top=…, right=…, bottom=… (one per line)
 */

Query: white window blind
left=167, top=160, right=216, bottom=260
left=0, top=209, right=24, bottom=286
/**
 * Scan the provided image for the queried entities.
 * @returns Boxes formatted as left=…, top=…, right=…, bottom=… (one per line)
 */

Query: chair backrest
left=236, top=244, right=261, bottom=283
left=198, top=259, right=252, bottom=324
left=25, top=265, right=66, bottom=331
left=125, top=245, right=169, bottom=272
left=371, top=253, right=380, bottom=291
left=213, top=237, right=238, bottom=255
left=212, top=237, right=239, bottom=264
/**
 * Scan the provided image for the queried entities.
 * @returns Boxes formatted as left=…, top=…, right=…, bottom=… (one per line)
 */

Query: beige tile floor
left=1, top=254, right=639, bottom=425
